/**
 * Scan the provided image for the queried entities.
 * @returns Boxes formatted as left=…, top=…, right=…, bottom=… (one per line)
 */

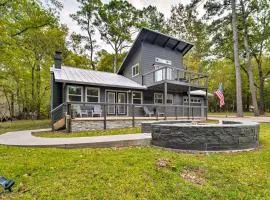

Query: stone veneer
left=71, top=119, right=144, bottom=132
left=143, top=120, right=259, bottom=151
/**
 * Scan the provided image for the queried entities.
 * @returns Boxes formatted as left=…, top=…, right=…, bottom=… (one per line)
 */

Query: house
left=50, top=28, right=208, bottom=130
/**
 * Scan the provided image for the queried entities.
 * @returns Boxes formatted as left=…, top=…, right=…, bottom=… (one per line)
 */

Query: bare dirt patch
left=180, top=167, right=206, bottom=186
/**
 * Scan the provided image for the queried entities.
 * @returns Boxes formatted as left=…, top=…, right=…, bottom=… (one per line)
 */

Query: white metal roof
left=51, top=66, right=147, bottom=90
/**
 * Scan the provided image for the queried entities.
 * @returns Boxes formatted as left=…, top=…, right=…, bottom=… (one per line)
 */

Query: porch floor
left=73, top=116, right=205, bottom=121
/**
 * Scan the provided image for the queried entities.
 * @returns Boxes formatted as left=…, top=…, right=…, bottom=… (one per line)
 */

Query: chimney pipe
left=54, top=51, right=62, bottom=69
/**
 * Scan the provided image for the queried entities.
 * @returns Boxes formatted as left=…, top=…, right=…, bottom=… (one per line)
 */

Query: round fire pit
left=142, top=120, right=259, bottom=151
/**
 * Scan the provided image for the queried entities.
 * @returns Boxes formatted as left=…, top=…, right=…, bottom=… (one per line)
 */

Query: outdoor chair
left=0, top=176, right=15, bottom=192
left=77, top=105, right=90, bottom=118
left=91, top=105, right=102, bottom=117
left=143, top=106, right=154, bottom=117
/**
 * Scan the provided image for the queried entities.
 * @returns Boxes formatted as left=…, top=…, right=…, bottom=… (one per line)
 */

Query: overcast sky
left=57, top=0, right=195, bottom=53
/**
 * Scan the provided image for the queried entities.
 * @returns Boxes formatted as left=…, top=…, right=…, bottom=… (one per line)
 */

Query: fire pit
left=141, top=120, right=259, bottom=151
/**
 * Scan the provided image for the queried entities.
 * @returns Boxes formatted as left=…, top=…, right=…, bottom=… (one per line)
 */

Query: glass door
left=117, top=92, right=127, bottom=115
left=107, top=92, right=116, bottom=115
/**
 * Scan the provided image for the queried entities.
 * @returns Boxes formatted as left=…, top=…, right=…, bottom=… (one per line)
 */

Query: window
left=154, top=93, right=173, bottom=104
left=167, top=94, right=173, bottom=104
left=86, top=87, right=100, bottom=103
left=154, top=66, right=173, bottom=82
left=154, top=93, right=163, bottom=104
left=132, top=91, right=142, bottom=104
left=132, top=64, right=139, bottom=77
left=67, top=86, right=82, bottom=102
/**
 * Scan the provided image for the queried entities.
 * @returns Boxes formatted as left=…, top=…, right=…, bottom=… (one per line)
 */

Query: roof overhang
left=118, top=28, right=194, bottom=74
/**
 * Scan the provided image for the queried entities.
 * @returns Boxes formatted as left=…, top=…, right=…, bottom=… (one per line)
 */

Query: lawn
left=33, top=127, right=141, bottom=138
left=0, top=120, right=50, bottom=135
left=0, top=124, right=270, bottom=199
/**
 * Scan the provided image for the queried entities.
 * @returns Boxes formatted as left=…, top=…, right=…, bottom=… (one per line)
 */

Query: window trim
left=154, top=93, right=173, bottom=104
left=167, top=94, right=173, bottom=104
left=85, top=87, right=100, bottom=103
left=67, top=85, right=83, bottom=102
left=131, top=63, right=139, bottom=77
left=132, top=91, right=143, bottom=104
left=154, top=93, right=163, bottom=104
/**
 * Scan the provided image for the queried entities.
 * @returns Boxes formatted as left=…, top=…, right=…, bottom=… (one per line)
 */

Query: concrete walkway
left=0, top=129, right=151, bottom=148
left=209, top=116, right=270, bottom=123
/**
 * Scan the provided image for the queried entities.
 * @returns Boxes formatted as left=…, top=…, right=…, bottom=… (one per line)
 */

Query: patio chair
left=92, top=105, right=102, bottom=117
left=77, top=105, right=89, bottom=118
left=0, top=176, right=15, bottom=192
left=143, top=106, right=154, bottom=117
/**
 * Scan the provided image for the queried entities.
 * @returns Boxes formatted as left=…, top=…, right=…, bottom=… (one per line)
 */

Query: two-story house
left=50, top=28, right=208, bottom=129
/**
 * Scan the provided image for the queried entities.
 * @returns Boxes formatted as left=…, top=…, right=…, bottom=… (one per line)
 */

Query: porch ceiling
left=147, top=81, right=206, bottom=93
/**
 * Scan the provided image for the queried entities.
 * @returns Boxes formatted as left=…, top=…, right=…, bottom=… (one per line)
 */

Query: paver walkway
left=0, top=129, right=151, bottom=148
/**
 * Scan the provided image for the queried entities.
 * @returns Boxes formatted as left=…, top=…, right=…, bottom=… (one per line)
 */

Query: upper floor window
left=86, top=87, right=100, bottom=103
left=132, top=91, right=142, bottom=104
left=132, top=64, right=139, bottom=77
left=67, top=86, right=82, bottom=102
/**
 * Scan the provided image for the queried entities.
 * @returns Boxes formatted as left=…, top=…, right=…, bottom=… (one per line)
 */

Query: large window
left=154, top=66, right=173, bottom=82
left=86, top=87, right=100, bottom=102
left=132, top=64, right=139, bottom=77
left=154, top=93, right=163, bottom=104
left=167, top=94, right=173, bottom=104
left=132, top=91, right=142, bottom=104
left=67, top=86, right=82, bottom=102
left=154, top=93, right=173, bottom=104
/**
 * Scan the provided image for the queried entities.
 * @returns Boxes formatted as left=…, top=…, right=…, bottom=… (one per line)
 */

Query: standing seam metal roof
left=51, top=66, right=147, bottom=90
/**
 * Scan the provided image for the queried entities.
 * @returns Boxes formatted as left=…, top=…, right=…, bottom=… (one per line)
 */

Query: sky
left=57, top=0, right=195, bottom=53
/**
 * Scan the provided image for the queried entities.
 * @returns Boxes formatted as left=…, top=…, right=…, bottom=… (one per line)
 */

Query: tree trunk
left=259, top=75, right=265, bottom=114
left=113, top=48, right=118, bottom=73
left=240, top=0, right=260, bottom=116
left=36, top=57, right=41, bottom=120
left=231, top=0, right=243, bottom=117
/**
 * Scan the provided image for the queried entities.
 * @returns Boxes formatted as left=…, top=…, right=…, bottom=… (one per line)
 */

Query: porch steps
left=53, top=118, right=65, bottom=131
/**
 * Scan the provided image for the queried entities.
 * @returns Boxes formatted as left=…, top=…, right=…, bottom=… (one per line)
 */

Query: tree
left=231, top=0, right=244, bottom=117
left=239, top=0, right=259, bottom=116
left=70, top=0, right=102, bottom=70
left=95, top=0, right=139, bottom=73
left=139, top=5, right=168, bottom=33
left=95, top=49, right=127, bottom=72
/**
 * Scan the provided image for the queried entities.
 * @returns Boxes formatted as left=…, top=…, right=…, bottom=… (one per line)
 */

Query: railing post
left=132, top=104, right=135, bottom=127
left=188, top=86, right=191, bottom=120
left=103, top=104, right=107, bottom=130
left=175, top=106, right=178, bottom=120
left=156, top=105, right=158, bottom=121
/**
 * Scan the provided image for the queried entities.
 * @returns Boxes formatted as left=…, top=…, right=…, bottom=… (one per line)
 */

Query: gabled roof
left=51, top=66, right=147, bottom=90
left=118, top=27, right=194, bottom=74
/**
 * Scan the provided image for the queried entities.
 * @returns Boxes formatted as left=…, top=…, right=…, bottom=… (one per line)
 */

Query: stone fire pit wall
left=142, top=121, right=259, bottom=151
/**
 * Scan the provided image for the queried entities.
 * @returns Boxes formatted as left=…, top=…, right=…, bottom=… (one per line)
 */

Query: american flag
left=215, top=83, right=225, bottom=107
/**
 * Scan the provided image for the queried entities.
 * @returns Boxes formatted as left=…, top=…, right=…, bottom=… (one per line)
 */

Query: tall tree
left=70, top=0, right=102, bottom=70
left=239, top=0, right=259, bottom=116
left=95, top=0, right=139, bottom=73
left=139, top=5, right=168, bottom=33
left=231, top=0, right=244, bottom=117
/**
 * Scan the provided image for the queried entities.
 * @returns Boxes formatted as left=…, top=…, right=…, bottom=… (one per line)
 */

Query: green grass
left=0, top=120, right=50, bottom=135
left=0, top=124, right=270, bottom=199
left=33, top=127, right=141, bottom=138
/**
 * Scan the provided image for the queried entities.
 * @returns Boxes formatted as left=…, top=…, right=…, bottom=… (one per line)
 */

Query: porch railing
left=142, top=65, right=208, bottom=88
left=66, top=102, right=207, bottom=130
left=50, top=103, right=66, bottom=124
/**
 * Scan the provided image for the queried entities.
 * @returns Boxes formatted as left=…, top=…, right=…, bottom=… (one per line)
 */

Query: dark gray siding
left=122, top=44, right=142, bottom=84
left=51, top=73, right=63, bottom=109
left=141, top=42, right=184, bottom=85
